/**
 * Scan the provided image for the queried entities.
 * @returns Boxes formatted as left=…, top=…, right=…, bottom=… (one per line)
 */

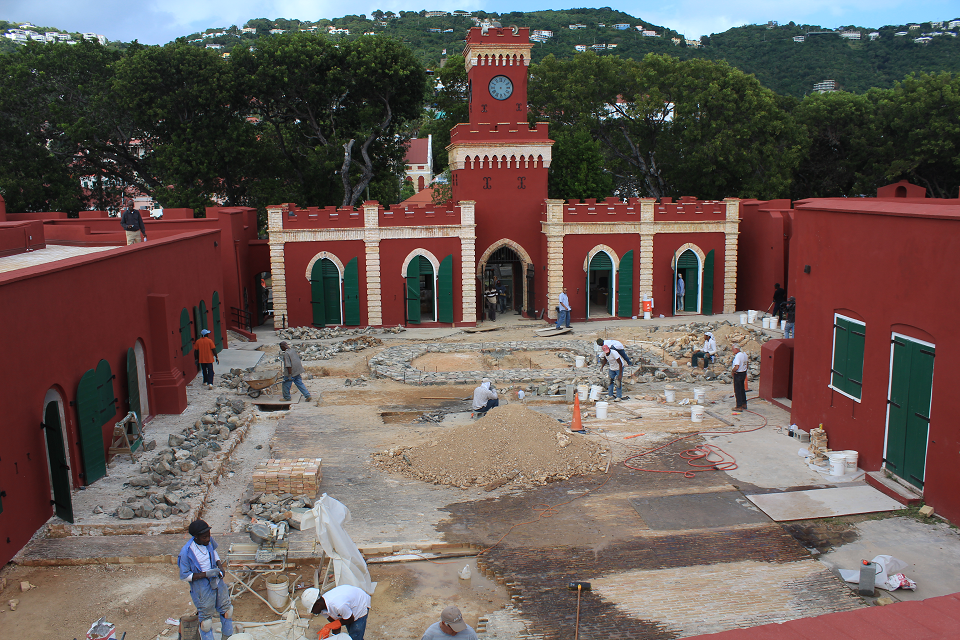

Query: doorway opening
left=483, top=246, right=525, bottom=318
left=675, top=249, right=701, bottom=314
left=406, top=255, right=436, bottom=324
left=42, top=390, right=74, bottom=523
left=587, top=251, right=615, bottom=319
left=311, top=258, right=342, bottom=327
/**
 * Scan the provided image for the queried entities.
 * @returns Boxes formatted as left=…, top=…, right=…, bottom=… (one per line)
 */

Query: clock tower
left=447, top=26, right=553, bottom=318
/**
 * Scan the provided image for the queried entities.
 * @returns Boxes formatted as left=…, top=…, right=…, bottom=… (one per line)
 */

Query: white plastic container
left=643, top=311, right=652, bottom=320
left=762, top=317, right=770, bottom=329
left=596, top=401, right=609, bottom=419
left=748, top=310, right=757, bottom=323
left=740, top=314, right=748, bottom=325
left=577, top=385, right=588, bottom=401
left=828, top=453, right=846, bottom=476
left=664, top=388, right=676, bottom=403
left=781, top=320, right=787, bottom=331
left=588, top=385, right=602, bottom=401
left=693, top=388, right=705, bottom=404
left=691, top=405, right=705, bottom=422
left=842, top=450, right=858, bottom=471
left=575, top=355, right=585, bottom=368
left=266, top=575, right=289, bottom=609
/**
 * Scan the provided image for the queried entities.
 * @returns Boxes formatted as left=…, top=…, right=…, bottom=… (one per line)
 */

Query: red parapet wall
left=450, top=122, right=550, bottom=144
left=563, top=197, right=641, bottom=220
left=654, top=199, right=727, bottom=221
left=282, top=206, right=365, bottom=229
left=280, top=202, right=463, bottom=229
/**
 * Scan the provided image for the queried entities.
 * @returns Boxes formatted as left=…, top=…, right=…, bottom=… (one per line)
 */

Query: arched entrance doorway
left=483, top=246, right=525, bottom=317
left=676, top=249, right=700, bottom=314
left=42, top=391, right=73, bottom=523
left=587, top=251, right=615, bottom=319
left=406, top=255, right=436, bottom=323
left=311, top=258, right=342, bottom=327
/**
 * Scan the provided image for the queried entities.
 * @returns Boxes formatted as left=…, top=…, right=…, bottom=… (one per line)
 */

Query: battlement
left=449, top=122, right=550, bottom=144
left=280, top=205, right=365, bottom=229
left=275, top=201, right=463, bottom=230
left=546, top=196, right=738, bottom=223
left=466, top=26, right=531, bottom=44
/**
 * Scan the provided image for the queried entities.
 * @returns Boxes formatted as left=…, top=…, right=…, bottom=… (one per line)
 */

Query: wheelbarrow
left=243, top=371, right=279, bottom=398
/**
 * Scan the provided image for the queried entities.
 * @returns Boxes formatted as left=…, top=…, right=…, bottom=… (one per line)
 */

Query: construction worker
left=177, top=519, right=233, bottom=640
left=598, top=345, right=625, bottom=401
left=301, top=584, right=371, bottom=640
left=421, top=605, right=478, bottom=639
left=472, top=378, right=499, bottom=417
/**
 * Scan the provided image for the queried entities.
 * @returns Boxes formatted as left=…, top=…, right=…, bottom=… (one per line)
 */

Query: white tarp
left=300, top=494, right=376, bottom=595
left=839, top=554, right=916, bottom=591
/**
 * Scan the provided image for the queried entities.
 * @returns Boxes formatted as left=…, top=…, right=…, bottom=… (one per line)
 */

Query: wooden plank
left=535, top=327, right=572, bottom=336
left=462, top=326, right=500, bottom=333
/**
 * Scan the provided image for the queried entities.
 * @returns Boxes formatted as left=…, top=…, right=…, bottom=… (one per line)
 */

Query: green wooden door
left=199, top=300, right=209, bottom=332
left=677, top=250, right=699, bottom=312
left=43, top=402, right=74, bottom=522
left=438, top=254, right=454, bottom=323
left=406, top=258, right=420, bottom=324
left=211, top=292, right=223, bottom=352
left=343, top=257, right=360, bottom=326
left=311, top=259, right=326, bottom=327
left=126, top=348, right=141, bottom=421
left=617, top=250, right=634, bottom=318
left=179, top=308, right=192, bottom=355
left=702, top=250, right=715, bottom=315
left=589, top=252, right=613, bottom=316
left=311, top=258, right=341, bottom=326
left=76, top=368, right=107, bottom=485
left=885, top=336, right=935, bottom=489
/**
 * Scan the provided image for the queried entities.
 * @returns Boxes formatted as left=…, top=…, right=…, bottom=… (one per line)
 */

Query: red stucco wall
left=0, top=230, right=226, bottom=566
left=789, top=201, right=960, bottom=523
left=380, top=237, right=463, bottom=327
left=283, top=240, right=367, bottom=328
left=737, top=200, right=790, bottom=313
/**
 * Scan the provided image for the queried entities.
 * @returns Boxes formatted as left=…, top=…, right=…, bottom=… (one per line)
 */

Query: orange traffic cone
left=744, top=376, right=750, bottom=392
left=571, top=394, right=584, bottom=432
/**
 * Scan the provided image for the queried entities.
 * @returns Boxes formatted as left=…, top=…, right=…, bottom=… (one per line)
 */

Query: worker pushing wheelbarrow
left=243, top=371, right=279, bottom=398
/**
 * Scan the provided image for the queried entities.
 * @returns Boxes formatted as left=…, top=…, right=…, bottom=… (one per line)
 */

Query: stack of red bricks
left=252, top=458, right=322, bottom=495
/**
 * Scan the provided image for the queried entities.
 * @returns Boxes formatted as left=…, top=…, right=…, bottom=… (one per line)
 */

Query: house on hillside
left=613, top=23, right=630, bottom=30
left=793, top=35, right=805, bottom=42
left=840, top=30, right=860, bottom=40
left=404, top=136, right=433, bottom=193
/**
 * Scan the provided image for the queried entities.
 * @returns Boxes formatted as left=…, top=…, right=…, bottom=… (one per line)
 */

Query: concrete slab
left=746, top=485, right=903, bottom=521
left=217, top=346, right=264, bottom=371
left=629, top=491, right=771, bottom=530
left=819, top=516, right=960, bottom=601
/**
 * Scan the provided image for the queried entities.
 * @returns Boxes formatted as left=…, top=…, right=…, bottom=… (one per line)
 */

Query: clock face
left=488, top=75, right=513, bottom=101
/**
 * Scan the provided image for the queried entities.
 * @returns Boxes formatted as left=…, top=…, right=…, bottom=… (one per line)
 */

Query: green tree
left=547, top=126, right=614, bottom=200
left=418, top=54, right=469, bottom=174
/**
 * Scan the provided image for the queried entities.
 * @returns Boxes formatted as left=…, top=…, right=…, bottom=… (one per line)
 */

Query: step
left=865, top=471, right=923, bottom=506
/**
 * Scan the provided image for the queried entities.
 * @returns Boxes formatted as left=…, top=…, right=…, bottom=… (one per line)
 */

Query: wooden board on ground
left=535, top=327, right=572, bottom=336
left=251, top=395, right=295, bottom=408
left=462, top=326, right=500, bottom=333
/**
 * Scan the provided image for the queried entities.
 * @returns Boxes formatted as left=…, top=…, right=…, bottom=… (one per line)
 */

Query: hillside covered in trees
left=4, top=9, right=960, bottom=96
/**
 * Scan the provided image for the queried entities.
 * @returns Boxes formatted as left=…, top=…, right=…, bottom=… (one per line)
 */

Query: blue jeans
left=343, top=613, right=368, bottom=640
left=556, top=308, right=570, bottom=329
left=608, top=369, right=622, bottom=398
left=200, top=362, right=215, bottom=385
left=475, top=398, right=499, bottom=415
left=282, top=374, right=310, bottom=400
left=784, top=322, right=795, bottom=339
left=190, top=576, right=232, bottom=640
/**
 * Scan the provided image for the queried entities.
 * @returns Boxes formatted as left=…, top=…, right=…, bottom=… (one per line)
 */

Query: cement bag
left=86, top=617, right=116, bottom=640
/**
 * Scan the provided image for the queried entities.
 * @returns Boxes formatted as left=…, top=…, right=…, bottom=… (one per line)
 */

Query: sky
left=4, top=0, right=959, bottom=45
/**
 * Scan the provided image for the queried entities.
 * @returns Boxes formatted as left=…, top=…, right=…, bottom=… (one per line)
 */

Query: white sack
left=300, top=493, right=376, bottom=595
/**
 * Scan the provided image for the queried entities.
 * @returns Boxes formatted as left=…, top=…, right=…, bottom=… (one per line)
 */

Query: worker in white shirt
left=731, top=345, right=749, bottom=411
left=472, top=378, right=499, bottom=417
left=598, top=345, right=625, bottom=401
left=596, top=338, right=632, bottom=365
left=301, top=584, right=372, bottom=640
left=691, top=332, right=717, bottom=370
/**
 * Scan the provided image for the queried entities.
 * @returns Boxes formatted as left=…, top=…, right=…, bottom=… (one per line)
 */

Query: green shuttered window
left=617, top=250, right=633, bottom=318
left=831, top=315, right=865, bottom=400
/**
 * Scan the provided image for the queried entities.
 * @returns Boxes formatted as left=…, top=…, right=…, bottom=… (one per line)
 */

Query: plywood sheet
left=745, top=485, right=902, bottom=521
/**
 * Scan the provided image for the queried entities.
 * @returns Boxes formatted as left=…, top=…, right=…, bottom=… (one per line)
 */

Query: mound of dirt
left=371, top=404, right=607, bottom=489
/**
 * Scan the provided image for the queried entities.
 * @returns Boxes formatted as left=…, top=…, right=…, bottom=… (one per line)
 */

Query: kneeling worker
left=421, top=605, right=478, bottom=639
left=301, top=584, right=372, bottom=640
left=472, top=378, right=499, bottom=417
left=178, top=519, right=233, bottom=640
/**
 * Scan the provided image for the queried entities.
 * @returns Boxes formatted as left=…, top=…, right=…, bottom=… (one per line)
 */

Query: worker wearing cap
left=596, top=338, right=631, bottom=365
left=598, top=345, right=625, bottom=401
left=421, top=605, right=477, bottom=639
left=690, top=332, right=717, bottom=370
left=300, top=584, right=371, bottom=640
left=194, top=329, right=219, bottom=390
left=177, top=519, right=233, bottom=640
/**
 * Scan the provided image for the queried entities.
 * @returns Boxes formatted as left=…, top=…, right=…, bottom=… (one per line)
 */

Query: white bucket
left=691, top=405, right=705, bottom=422
left=781, top=320, right=787, bottom=331
left=664, top=388, right=676, bottom=403
left=693, top=388, right=705, bottom=404
left=588, top=385, right=602, bottom=401
left=266, top=575, right=289, bottom=609
left=828, top=453, right=846, bottom=476
left=575, top=356, right=585, bottom=368
left=577, top=385, right=588, bottom=401
left=762, top=317, right=770, bottom=329
left=596, top=401, right=609, bottom=419
left=643, top=311, right=652, bottom=320
left=740, top=314, right=748, bottom=325
left=748, top=310, right=757, bottom=323
left=842, top=450, right=858, bottom=471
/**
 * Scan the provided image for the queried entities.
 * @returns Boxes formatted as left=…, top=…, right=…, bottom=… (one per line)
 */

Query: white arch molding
left=672, top=243, right=705, bottom=315
left=304, top=251, right=345, bottom=326
left=400, top=249, right=441, bottom=323
left=476, top=239, right=534, bottom=277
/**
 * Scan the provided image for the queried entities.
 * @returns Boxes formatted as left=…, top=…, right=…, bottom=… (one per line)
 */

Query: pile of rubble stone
left=113, top=396, right=255, bottom=520
left=238, top=492, right=315, bottom=529
left=275, top=325, right=404, bottom=341
left=290, top=335, right=383, bottom=362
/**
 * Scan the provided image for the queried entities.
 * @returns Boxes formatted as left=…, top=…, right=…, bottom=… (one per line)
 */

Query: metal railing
left=231, top=306, right=253, bottom=332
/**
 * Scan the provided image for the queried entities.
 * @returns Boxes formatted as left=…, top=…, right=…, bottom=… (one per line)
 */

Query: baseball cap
left=200, top=329, right=211, bottom=336
left=441, top=606, right=468, bottom=632
left=602, top=345, right=611, bottom=354
left=300, top=588, right=320, bottom=613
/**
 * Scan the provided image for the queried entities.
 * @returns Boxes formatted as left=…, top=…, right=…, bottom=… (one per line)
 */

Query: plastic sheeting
left=839, top=554, right=916, bottom=590
left=300, top=494, right=376, bottom=595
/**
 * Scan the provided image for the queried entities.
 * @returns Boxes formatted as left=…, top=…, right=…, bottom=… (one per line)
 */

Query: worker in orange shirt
left=194, top=329, right=219, bottom=390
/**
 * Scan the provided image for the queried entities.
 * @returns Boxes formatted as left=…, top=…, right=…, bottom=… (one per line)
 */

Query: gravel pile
left=275, top=325, right=404, bottom=341
left=371, top=404, right=607, bottom=489
left=294, top=335, right=383, bottom=362
left=240, top=492, right=315, bottom=526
